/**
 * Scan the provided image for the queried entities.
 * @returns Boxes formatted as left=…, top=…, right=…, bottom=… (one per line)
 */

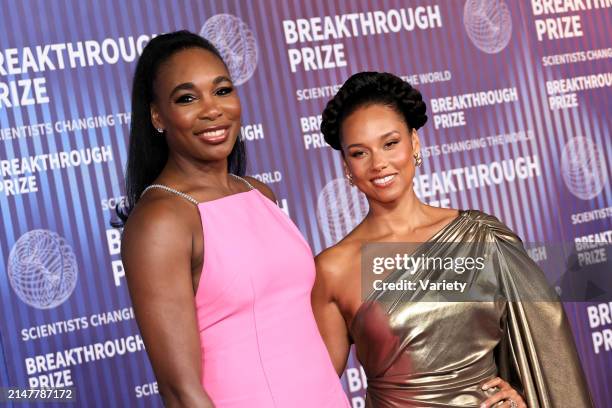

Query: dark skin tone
left=312, top=104, right=526, bottom=408
left=121, top=48, right=275, bottom=408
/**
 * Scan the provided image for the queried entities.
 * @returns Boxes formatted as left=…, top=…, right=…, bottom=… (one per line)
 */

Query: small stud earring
left=156, top=128, right=164, bottom=134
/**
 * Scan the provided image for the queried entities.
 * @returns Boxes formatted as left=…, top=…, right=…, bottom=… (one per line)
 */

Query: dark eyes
left=215, top=86, right=234, bottom=96
left=175, top=94, right=196, bottom=103
left=174, top=87, right=234, bottom=104
left=384, top=140, right=399, bottom=148
left=349, top=140, right=399, bottom=158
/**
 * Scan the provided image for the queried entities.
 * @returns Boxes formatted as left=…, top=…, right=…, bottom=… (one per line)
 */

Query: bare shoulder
left=423, top=206, right=461, bottom=230
left=315, top=235, right=362, bottom=283
left=122, top=192, right=195, bottom=254
left=432, top=206, right=461, bottom=222
left=244, top=176, right=277, bottom=202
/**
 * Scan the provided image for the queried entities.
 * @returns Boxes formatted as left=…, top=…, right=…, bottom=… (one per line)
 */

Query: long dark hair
left=116, top=30, right=247, bottom=223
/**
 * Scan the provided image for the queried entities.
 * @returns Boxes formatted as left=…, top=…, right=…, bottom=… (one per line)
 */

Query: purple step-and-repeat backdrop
left=1, top=0, right=610, bottom=406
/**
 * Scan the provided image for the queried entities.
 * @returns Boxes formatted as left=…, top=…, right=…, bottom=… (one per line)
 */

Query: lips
left=194, top=126, right=230, bottom=144
left=371, top=173, right=397, bottom=187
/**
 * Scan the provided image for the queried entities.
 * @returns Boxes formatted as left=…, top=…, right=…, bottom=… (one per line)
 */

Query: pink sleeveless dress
left=145, top=178, right=349, bottom=407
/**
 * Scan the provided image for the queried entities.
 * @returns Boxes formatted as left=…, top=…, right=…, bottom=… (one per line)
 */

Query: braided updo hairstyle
left=320, top=72, right=427, bottom=150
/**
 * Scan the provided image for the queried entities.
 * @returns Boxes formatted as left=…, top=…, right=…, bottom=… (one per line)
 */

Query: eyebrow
left=168, top=76, right=233, bottom=99
left=346, top=130, right=399, bottom=149
left=213, top=75, right=232, bottom=85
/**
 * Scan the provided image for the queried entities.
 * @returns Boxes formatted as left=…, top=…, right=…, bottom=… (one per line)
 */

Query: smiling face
left=150, top=47, right=241, bottom=164
left=341, top=104, right=420, bottom=203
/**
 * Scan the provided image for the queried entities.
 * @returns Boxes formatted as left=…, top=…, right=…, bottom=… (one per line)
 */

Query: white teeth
left=372, top=174, right=395, bottom=186
left=201, top=129, right=225, bottom=137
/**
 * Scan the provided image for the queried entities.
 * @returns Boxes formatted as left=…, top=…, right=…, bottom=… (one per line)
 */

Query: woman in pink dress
left=120, top=31, right=349, bottom=407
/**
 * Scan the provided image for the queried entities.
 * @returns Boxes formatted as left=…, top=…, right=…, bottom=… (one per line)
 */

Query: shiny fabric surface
left=350, top=210, right=593, bottom=408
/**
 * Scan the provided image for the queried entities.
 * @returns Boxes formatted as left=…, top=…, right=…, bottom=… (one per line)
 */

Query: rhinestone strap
left=141, top=184, right=199, bottom=205
left=229, top=173, right=255, bottom=190
left=141, top=174, right=253, bottom=205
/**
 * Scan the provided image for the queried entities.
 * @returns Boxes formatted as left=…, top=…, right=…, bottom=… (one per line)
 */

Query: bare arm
left=122, top=199, right=214, bottom=408
left=312, top=252, right=351, bottom=376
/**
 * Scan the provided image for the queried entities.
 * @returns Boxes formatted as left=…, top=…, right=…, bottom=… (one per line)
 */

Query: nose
left=198, top=98, right=222, bottom=120
left=371, top=151, right=389, bottom=172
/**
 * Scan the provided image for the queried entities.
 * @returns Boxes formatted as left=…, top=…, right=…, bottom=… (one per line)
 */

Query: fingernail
left=482, top=384, right=489, bottom=390
left=480, top=404, right=486, bottom=408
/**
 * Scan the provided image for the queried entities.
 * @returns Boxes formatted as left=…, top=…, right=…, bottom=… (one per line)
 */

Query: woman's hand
left=480, top=377, right=527, bottom=408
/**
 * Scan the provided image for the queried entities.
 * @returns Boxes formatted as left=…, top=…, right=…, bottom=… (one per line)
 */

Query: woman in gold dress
left=313, top=72, right=593, bottom=408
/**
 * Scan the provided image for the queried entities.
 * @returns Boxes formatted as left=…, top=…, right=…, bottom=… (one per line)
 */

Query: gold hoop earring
left=414, top=152, right=423, bottom=167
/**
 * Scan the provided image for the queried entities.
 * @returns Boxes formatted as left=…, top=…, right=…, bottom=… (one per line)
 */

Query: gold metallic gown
left=350, top=210, right=593, bottom=408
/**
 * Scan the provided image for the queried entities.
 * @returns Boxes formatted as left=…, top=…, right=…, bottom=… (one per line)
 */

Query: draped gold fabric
left=350, top=210, right=593, bottom=407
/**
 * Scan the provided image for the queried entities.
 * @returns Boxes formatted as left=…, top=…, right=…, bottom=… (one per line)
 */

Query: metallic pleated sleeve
left=483, top=214, right=594, bottom=408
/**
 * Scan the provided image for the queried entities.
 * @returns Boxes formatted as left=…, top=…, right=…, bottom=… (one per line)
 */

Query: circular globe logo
left=316, top=178, right=369, bottom=245
left=7, top=229, right=78, bottom=309
left=200, top=14, right=258, bottom=86
left=463, top=0, right=512, bottom=54
left=561, top=137, right=608, bottom=200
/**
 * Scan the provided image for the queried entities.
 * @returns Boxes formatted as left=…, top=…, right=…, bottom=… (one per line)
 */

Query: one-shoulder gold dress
left=350, top=210, right=592, bottom=408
